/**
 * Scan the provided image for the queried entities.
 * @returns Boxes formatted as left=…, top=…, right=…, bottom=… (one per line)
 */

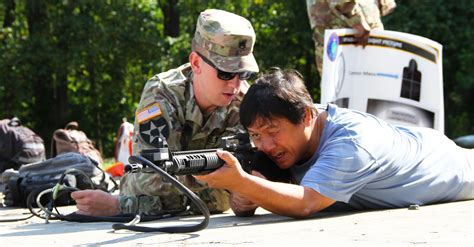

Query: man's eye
left=268, top=130, right=279, bottom=136
left=250, top=133, right=260, bottom=140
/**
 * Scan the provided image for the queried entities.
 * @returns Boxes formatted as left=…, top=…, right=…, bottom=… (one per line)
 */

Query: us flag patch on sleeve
left=136, top=103, right=162, bottom=124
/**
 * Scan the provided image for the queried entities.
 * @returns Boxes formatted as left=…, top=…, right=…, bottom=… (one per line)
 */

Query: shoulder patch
left=136, top=103, right=162, bottom=124
left=139, top=118, right=170, bottom=148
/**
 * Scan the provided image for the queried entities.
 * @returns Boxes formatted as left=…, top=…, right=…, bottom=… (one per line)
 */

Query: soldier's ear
left=189, top=52, right=202, bottom=75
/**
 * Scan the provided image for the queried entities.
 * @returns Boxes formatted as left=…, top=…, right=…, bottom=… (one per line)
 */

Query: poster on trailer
left=321, top=29, right=444, bottom=133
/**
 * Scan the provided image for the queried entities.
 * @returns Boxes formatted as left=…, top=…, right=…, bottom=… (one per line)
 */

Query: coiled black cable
left=30, top=168, right=93, bottom=220
left=111, top=155, right=210, bottom=233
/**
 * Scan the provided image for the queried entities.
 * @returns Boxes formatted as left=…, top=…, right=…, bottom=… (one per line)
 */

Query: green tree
left=0, top=0, right=472, bottom=159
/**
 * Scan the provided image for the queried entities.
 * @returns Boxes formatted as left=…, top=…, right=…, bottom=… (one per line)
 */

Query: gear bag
left=2, top=152, right=111, bottom=208
left=0, top=117, right=45, bottom=173
left=51, top=121, right=104, bottom=165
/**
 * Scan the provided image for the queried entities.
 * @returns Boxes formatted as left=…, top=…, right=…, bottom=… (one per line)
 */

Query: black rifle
left=125, top=131, right=290, bottom=182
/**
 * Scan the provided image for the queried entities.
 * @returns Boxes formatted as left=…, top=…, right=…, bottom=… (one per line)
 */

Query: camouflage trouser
left=118, top=173, right=230, bottom=216
left=308, top=1, right=385, bottom=77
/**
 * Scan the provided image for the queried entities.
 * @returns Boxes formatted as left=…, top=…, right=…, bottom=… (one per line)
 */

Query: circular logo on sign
left=327, top=32, right=339, bottom=62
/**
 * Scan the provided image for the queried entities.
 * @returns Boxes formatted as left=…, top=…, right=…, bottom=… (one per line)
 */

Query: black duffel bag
left=2, top=152, right=111, bottom=208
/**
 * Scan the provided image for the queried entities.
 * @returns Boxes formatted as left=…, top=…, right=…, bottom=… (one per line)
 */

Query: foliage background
left=1, top=0, right=472, bottom=157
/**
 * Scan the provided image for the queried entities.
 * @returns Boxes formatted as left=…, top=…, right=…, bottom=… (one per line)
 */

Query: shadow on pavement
left=0, top=205, right=363, bottom=246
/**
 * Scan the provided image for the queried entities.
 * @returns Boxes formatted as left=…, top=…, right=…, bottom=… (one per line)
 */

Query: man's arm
left=71, top=190, right=120, bottom=216
left=195, top=150, right=335, bottom=218
left=71, top=190, right=170, bottom=216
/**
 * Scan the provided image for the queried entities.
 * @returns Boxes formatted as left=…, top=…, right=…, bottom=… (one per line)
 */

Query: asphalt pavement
left=0, top=199, right=472, bottom=246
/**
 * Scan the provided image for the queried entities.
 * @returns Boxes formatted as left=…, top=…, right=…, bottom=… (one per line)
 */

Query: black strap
left=179, top=76, right=193, bottom=151
left=0, top=211, right=35, bottom=222
left=59, top=212, right=175, bottom=223
left=180, top=124, right=193, bottom=150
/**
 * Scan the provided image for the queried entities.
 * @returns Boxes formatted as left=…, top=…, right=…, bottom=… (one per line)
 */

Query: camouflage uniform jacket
left=118, top=63, right=247, bottom=215
left=307, top=0, right=396, bottom=74
left=306, top=0, right=396, bottom=31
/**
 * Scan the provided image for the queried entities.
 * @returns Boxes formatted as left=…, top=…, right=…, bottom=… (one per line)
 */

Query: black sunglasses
left=197, top=52, right=253, bottom=81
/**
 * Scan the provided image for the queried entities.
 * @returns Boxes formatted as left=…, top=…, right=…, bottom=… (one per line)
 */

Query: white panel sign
left=321, top=29, right=444, bottom=132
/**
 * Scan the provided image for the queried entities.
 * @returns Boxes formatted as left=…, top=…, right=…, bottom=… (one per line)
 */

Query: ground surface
left=0, top=199, right=472, bottom=246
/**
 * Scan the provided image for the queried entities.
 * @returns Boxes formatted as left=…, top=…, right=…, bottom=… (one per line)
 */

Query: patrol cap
left=192, top=9, right=259, bottom=73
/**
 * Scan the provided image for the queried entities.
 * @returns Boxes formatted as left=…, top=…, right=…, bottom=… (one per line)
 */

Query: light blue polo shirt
left=291, top=104, right=473, bottom=209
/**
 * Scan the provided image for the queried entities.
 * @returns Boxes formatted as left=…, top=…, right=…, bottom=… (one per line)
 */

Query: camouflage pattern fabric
left=191, top=9, right=259, bottom=73
left=119, top=63, right=248, bottom=215
left=306, top=0, right=396, bottom=74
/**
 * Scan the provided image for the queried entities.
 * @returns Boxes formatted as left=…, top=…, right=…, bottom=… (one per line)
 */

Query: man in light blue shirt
left=195, top=68, right=473, bottom=217
left=291, top=107, right=472, bottom=210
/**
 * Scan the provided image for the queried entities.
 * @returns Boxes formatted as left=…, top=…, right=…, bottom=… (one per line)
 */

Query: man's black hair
left=240, top=67, right=315, bottom=129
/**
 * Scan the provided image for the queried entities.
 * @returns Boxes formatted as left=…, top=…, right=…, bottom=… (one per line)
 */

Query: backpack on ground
left=2, top=152, right=111, bottom=208
left=51, top=121, right=104, bottom=165
left=0, top=117, right=45, bottom=173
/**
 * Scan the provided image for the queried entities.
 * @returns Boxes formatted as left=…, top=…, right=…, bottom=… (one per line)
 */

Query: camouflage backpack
left=51, top=122, right=104, bottom=165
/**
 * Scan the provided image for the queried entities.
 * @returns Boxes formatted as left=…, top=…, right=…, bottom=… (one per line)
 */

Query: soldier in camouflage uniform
left=306, top=0, right=396, bottom=75
left=71, top=9, right=259, bottom=216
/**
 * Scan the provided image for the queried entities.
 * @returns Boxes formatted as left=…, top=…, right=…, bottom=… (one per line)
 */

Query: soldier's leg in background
left=312, top=28, right=324, bottom=77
